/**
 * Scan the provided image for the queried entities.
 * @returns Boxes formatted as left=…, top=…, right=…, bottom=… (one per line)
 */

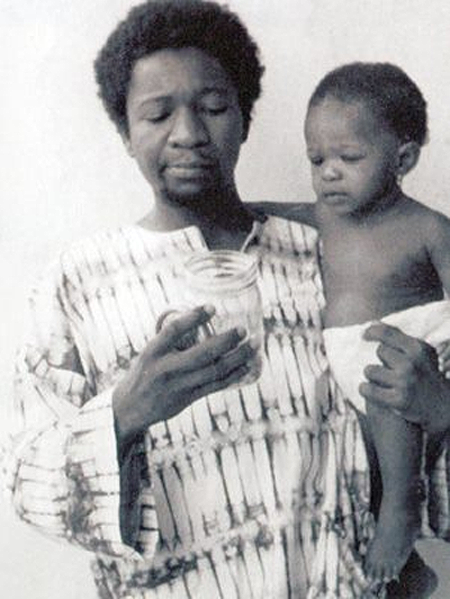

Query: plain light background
left=1, top=0, right=450, bottom=597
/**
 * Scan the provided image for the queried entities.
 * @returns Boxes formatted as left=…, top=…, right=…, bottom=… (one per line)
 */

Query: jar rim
left=183, top=250, right=258, bottom=292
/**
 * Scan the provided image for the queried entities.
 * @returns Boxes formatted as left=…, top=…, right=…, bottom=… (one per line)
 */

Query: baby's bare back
left=320, top=198, right=444, bottom=328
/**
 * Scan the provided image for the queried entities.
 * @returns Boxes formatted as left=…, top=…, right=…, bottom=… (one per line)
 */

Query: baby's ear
left=397, top=141, right=421, bottom=177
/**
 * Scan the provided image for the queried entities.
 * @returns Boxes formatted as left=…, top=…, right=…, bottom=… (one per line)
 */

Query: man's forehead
left=128, top=48, right=233, bottom=97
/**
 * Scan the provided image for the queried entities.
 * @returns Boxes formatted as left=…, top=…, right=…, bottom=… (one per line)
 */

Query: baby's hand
left=436, top=340, right=450, bottom=377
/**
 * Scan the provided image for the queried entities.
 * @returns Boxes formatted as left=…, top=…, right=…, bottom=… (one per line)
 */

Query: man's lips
left=164, top=161, right=214, bottom=178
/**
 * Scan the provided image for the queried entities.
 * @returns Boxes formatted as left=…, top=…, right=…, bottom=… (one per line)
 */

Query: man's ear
left=396, top=141, right=421, bottom=178
left=121, top=133, right=135, bottom=157
left=240, top=114, right=250, bottom=144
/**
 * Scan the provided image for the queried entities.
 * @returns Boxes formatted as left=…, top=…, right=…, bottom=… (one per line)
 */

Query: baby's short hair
left=94, top=0, right=264, bottom=137
left=308, top=62, right=428, bottom=146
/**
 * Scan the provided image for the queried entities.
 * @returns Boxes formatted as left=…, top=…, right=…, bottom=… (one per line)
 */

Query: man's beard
left=164, top=174, right=226, bottom=212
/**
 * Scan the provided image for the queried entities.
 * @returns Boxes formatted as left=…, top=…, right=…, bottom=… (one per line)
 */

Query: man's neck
left=138, top=189, right=260, bottom=250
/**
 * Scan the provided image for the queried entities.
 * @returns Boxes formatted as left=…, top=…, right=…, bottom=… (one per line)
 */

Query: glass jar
left=183, top=250, right=263, bottom=386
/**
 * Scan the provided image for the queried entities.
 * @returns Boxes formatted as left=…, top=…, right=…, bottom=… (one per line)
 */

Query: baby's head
left=304, top=62, right=428, bottom=216
left=308, top=62, right=428, bottom=147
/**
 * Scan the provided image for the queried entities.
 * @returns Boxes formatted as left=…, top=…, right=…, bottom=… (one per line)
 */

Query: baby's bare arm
left=425, top=209, right=450, bottom=371
left=250, top=201, right=318, bottom=228
left=426, top=209, right=450, bottom=294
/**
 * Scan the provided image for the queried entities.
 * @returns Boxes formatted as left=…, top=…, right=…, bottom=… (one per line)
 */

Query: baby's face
left=304, top=96, right=399, bottom=217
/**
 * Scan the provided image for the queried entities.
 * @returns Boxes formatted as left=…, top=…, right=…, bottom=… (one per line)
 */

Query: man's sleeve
left=1, top=266, right=159, bottom=560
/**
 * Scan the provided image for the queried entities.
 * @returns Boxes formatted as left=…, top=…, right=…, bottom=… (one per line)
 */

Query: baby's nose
left=322, top=162, right=341, bottom=180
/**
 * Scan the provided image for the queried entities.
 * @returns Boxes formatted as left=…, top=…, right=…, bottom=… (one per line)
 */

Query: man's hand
left=359, top=322, right=450, bottom=434
left=113, top=306, right=257, bottom=445
left=249, top=202, right=317, bottom=228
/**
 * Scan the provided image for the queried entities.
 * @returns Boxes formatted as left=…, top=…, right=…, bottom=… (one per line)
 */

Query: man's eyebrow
left=134, top=87, right=230, bottom=107
left=135, top=95, right=171, bottom=107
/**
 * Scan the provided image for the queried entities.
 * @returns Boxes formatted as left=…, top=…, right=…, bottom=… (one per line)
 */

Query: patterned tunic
left=3, top=216, right=420, bottom=598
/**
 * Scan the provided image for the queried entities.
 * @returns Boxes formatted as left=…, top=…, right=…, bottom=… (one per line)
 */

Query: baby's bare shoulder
left=407, top=199, right=450, bottom=248
left=405, top=200, right=450, bottom=291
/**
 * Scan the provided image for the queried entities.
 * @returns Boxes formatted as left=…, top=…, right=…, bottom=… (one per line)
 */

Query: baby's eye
left=341, top=154, right=363, bottom=163
left=309, top=156, right=323, bottom=166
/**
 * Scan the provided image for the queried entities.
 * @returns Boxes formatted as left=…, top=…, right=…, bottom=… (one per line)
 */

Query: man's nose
left=169, top=107, right=209, bottom=147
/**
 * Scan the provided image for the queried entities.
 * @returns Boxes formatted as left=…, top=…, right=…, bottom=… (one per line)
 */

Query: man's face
left=124, top=47, right=245, bottom=204
left=305, top=97, right=399, bottom=217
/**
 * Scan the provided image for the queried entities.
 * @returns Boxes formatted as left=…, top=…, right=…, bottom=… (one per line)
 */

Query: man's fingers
left=436, top=342, right=450, bottom=373
left=179, top=327, right=249, bottom=371
left=182, top=337, right=257, bottom=383
left=364, top=322, right=407, bottom=349
left=359, top=381, right=402, bottom=410
left=152, top=305, right=215, bottom=356
left=190, top=364, right=251, bottom=401
left=375, top=343, right=404, bottom=368
left=363, top=322, right=419, bottom=353
left=163, top=362, right=249, bottom=422
left=363, top=364, right=397, bottom=387
left=166, top=343, right=256, bottom=413
left=364, top=322, right=436, bottom=365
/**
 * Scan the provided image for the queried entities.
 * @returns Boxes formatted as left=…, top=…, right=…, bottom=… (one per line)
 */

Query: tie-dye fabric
left=6, top=216, right=442, bottom=598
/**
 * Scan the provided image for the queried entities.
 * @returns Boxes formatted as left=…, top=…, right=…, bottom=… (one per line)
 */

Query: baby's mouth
left=323, top=192, right=349, bottom=203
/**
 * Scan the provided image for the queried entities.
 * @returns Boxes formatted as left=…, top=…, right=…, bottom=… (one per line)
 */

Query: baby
left=262, top=62, right=450, bottom=583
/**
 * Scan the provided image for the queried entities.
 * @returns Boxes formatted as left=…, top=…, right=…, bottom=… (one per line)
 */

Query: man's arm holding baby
left=360, top=208, right=450, bottom=432
left=361, top=322, right=450, bottom=434
left=250, top=201, right=318, bottom=228
left=361, top=319, right=450, bottom=541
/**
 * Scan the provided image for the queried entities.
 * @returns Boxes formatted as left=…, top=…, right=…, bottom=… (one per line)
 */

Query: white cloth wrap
left=323, top=299, right=450, bottom=414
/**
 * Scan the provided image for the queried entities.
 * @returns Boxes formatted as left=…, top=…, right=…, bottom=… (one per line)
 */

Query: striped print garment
left=4, top=216, right=422, bottom=598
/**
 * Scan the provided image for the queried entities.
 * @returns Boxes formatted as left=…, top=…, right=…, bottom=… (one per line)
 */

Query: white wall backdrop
left=1, top=1, right=450, bottom=597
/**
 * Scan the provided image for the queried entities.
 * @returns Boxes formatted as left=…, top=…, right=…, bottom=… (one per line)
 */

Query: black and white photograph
left=1, top=1, right=450, bottom=597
